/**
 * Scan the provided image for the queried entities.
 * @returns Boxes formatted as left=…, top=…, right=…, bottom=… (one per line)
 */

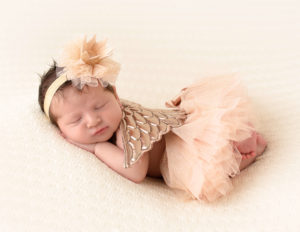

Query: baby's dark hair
left=38, top=60, right=115, bottom=127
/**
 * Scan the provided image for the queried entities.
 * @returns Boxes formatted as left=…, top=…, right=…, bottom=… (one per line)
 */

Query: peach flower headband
left=43, top=35, right=121, bottom=118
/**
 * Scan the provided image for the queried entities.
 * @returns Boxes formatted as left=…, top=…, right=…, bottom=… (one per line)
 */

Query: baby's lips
left=93, top=126, right=108, bottom=135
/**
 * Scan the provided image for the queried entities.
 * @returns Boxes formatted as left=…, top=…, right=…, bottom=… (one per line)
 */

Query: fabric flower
left=59, top=35, right=121, bottom=89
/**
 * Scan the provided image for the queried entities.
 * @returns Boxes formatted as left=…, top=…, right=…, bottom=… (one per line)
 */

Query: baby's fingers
left=66, top=138, right=96, bottom=153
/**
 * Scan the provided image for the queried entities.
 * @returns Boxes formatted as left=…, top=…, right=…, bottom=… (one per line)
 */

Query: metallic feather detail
left=119, top=99, right=187, bottom=168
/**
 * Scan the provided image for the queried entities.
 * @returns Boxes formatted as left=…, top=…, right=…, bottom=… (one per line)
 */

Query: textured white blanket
left=1, top=0, right=300, bottom=231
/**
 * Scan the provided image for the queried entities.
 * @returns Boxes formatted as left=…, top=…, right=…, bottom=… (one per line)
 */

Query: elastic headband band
left=43, top=73, right=68, bottom=118
left=43, top=35, right=120, bottom=119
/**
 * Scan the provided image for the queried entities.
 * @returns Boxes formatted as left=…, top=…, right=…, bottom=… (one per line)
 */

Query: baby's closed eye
left=94, top=102, right=107, bottom=110
left=69, top=117, right=82, bottom=124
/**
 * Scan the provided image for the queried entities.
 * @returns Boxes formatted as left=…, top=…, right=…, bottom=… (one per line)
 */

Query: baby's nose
left=86, top=112, right=101, bottom=128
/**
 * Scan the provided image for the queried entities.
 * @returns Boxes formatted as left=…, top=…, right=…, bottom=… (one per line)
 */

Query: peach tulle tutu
left=159, top=74, right=257, bottom=202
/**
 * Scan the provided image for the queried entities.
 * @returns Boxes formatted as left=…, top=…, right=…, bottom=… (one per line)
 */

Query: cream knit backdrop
left=1, top=0, right=299, bottom=231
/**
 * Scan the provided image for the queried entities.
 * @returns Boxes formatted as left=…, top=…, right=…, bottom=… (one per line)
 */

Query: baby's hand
left=115, top=128, right=124, bottom=150
left=66, top=138, right=96, bottom=154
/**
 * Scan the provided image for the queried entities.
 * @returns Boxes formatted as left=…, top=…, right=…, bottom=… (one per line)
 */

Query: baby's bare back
left=146, top=136, right=166, bottom=178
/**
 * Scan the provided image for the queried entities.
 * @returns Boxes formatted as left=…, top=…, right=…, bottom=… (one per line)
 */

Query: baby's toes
left=242, top=151, right=256, bottom=160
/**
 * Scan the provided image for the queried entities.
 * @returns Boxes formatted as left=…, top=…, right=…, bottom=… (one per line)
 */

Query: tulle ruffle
left=160, top=74, right=257, bottom=202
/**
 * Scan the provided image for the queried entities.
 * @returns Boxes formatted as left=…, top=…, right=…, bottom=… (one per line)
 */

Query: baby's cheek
left=63, top=127, right=82, bottom=143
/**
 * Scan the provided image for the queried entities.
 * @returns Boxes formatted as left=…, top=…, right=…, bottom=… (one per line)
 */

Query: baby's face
left=50, top=84, right=123, bottom=144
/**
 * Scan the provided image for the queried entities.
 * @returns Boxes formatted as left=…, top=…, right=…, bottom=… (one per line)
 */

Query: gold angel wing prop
left=119, top=99, right=186, bottom=168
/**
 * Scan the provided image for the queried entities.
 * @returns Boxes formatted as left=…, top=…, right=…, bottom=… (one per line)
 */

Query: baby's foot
left=256, top=133, right=267, bottom=157
left=234, top=131, right=267, bottom=157
left=233, top=131, right=257, bottom=154
left=233, top=131, right=267, bottom=171
left=239, top=151, right=257, bottom=171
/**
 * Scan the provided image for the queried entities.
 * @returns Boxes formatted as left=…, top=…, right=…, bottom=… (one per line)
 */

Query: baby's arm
left=63, top=129, right=149, bottom=183
left=94, top=142, right=149, bottom=183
